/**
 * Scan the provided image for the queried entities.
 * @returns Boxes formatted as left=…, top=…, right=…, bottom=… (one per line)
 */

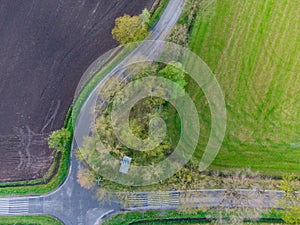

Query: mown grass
left=0, top=215, right=63, bottom=225
left=186, top=0, right=300, bottom=176
left=102, top=209, right=284, bottom=225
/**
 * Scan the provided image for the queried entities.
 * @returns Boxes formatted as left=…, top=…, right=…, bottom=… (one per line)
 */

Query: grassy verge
left=149, top=0, right=170, bottom=28
left=72, top=47, right=130, bottom=124
left=0, top=215, right=63, bottom=225
left=102, top=209, right=284, bottom=225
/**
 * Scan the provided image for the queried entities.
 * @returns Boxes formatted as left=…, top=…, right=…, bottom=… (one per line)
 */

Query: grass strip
left=102, top=209, right=284, bottom=225
left=149, top=0, right=170, bottom=28
left=0, top=215, right=63, bottom=225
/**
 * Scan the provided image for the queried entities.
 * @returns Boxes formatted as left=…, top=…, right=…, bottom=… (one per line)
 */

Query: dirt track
left=0, top=0, right=154, bottom=182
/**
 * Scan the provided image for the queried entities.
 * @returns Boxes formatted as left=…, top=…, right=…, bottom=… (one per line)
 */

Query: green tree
left=158, top=62, right=187, bottom=89
left=207, top=170, right=265, bottom=224
left=158, top=62, right=187, bottom=98
left=48, top=128, right=71, bottom=152
left=140, top=8, right=151, bottom=25
left=168, top=24, right=188, bottom=45
left=112, top=14, right=148, bottom=45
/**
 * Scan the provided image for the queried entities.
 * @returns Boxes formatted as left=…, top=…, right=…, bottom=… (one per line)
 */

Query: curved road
left=0, top=1, right=185, bottom=224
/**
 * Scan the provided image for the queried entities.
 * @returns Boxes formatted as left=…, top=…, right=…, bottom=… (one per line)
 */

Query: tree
left=140, top=8, right=151, bottom=25
left=207, top=170, right=265, bottom=224
left=96, top=76, right=123, bottom=108
left=112, top=14, right=148, bottom=45
left=168, top=24, right=188, bottom=45
left=279, top=176, right=300, bottom=224
left=77, top=167, right=96, bottom=190
left=158, top=62, right=187, bottom=88
left=158, top=62, right=187, bottom=98
left=48, top=128, right=71, bottom=153
left=126, top=55, right=153, bottom=77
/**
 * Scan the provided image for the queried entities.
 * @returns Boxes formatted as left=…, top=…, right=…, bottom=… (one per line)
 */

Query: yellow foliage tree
left=112, top=14, right=148, bottom=45
left=279, top=176, right=300, bottom=224
left=77, top=167, right=95, bottom=190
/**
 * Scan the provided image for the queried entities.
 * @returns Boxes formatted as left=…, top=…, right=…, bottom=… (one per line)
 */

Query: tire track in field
left=206, top=1, right=255, bottom=141
left=215, top=1, right=261, bottom=119
left=0, top=129, right=51, bottom=181
left=0, top=99, right=61, bottom=180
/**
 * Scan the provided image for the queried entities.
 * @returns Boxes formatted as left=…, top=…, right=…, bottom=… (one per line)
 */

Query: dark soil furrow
left=0, top=0, right=155, bottom=182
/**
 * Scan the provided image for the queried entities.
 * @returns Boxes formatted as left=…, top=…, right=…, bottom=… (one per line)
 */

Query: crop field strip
left=187, top=0, right=300, bottom=175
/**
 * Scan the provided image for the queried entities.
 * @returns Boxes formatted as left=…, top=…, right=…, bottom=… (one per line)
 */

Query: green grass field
left=187, top=0, right=300, bottom=176
left=0, top=215, right=63, bottom=225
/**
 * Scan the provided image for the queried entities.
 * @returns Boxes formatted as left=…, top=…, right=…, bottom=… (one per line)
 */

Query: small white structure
left=119, top=156, right=132, bottom=174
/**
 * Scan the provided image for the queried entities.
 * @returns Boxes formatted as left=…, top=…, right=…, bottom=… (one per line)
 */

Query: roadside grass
left=71, top=46, right=134, bottom=124
left=102, top=209, right=284, bottom=225
left=182, top=0, right=300, bottom=176
left=149, top=0, right=170, bottom=28
left=0, top=215, right=63, bottom=225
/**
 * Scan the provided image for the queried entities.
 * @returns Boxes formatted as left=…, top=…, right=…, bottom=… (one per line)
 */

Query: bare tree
left=207, top=170, right=266, bottom=224
left=77, top=167, right=96, bottom=190
left=279, top=176, right=300, bottom=224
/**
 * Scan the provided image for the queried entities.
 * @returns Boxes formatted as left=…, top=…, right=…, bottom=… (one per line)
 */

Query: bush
left=48, top=128, right=71, bottom=153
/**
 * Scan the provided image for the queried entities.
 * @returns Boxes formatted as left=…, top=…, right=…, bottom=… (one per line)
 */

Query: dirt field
left=0, top=0, right=155, bottom=182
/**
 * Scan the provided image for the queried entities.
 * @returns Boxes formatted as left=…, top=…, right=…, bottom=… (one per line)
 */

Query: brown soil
left=0, top=0, right=155, bottom=182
